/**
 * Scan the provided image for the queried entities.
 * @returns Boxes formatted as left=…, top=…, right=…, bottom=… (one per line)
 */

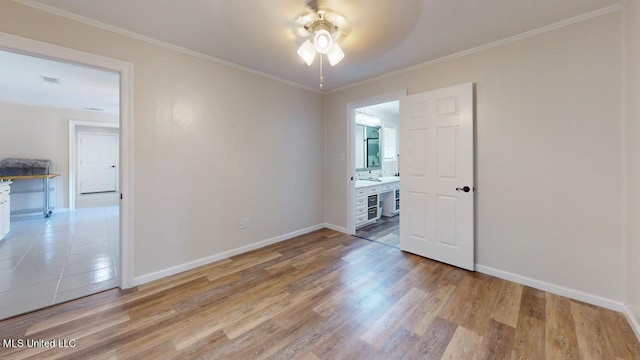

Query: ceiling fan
left=293, top=0, right=350, bottom=88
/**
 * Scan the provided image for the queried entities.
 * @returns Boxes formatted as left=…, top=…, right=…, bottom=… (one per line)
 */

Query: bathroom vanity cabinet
left=355, top=177, right=399, bottom=229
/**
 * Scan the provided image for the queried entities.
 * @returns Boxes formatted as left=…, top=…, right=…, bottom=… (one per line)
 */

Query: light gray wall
left=625, top=0, right=640, bottom=324
left=0, top=1, right=325, bottom=280
left=0, top=102, right=117, bottom=211
left=326, top=13, right=624, bottom=301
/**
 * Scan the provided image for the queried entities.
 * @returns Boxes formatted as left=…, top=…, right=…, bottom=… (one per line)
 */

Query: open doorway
left=348, top=92, right=404, bottom=248
left=0, top=48, right=122, bottom=319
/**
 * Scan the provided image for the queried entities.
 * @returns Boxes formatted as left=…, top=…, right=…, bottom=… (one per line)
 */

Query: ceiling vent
left=40, top=76, right=61, bottom=84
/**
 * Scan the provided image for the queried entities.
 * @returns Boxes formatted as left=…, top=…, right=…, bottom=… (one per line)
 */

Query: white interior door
left=79, top=133, right=118, bottom=194
left=399, top=83, right=474, bottom=270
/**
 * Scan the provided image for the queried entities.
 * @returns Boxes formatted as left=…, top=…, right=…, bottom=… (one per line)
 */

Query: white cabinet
left=355, top=187, right=379, bottom=228
left=381, top=182, right=400, bottom=217
left=0, top=181, right=11, bottom=241
left=355, top=179, right=400, bottom=229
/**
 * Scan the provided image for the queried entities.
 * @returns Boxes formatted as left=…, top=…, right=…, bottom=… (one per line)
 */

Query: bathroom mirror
left=355, top=124, right=381, bottom=170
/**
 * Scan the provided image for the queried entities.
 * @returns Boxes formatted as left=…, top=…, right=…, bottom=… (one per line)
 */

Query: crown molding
left=12, top=0, right=322, bottom=94
left=12, top=0, right=626, bottom=95
left=328, top=2, right=626, bottom=94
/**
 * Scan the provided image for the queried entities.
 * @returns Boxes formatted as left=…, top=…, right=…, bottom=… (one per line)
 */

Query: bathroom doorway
left=348, top=92, right=403, bottom=248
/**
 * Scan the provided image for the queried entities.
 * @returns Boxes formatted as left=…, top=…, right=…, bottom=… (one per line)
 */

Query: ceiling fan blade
left=305, top=0, right=319, bottom=12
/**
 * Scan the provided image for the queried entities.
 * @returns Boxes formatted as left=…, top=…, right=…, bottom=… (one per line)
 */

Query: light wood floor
left=1, top=229, right=638, bottom=359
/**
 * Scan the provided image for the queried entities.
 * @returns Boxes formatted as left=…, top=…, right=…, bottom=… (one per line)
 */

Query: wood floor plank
left=265, top=310, right=328, bottom=360
left=172, top=291, right=290, bottom=350
left=205, top=251, right=283, bottom=282
left=438, top=274, right=501, bottom=334
left=441, top=326, right=483, bottom=360
left=403, top=284, right=455, bottom=336
left=492, top=280, right=523, bottom=328
left=182, top=320, right=279, bottom=360
left=376, top=326, right=423, bottom=360
left=512, top=315, right=546, bottom=360
left=387, top=262, right=435, bottom=300
left=299, top=352, right=320, bottom=360
left=473, top=319, right=516, bottom=360
left=0, top=229, right=638, bottom=359
left=520, top=286, right=546, bottom=321
left=545, top=292, right=580, bottom=360
left=598, top=306, right=640, bottom=359
left=360, top=287, right=428, bottom=347
left=571, top=300, right=616, bottom=360
left=416, top=316, right=458, bottom=359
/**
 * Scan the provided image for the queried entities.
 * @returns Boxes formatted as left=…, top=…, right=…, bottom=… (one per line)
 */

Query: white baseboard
left=475, top=264, right=625, bottom=312
left=323, top=223, right=350, bottom=234
left=132, top=224, right=326, bottom=286
left=624, top=305, right=640, bottom=341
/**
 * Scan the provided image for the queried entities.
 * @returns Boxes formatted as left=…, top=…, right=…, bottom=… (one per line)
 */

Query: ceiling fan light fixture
left=313, top=28, right=333, bottom=54
left=293, top=7, right=349, bottom=87
left=327, top=43, right=344, bottom=66
left=297, top=40, right=316, bottom=66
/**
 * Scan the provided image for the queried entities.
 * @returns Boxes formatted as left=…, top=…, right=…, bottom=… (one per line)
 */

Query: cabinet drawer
left=355, top=215, right=368, bottom=224
left=355, top=206, right=367, bottom=215
left=381, top=183, right=394, bottom=192
left=355, top=197, right=367, bottom=207
left=367, top=194, right=378, bottom=207
left=368, top=186, right=379, bottom=194
left=367, top=207, right=377, bottom=220
left=355, top=188, right=367, bottom=197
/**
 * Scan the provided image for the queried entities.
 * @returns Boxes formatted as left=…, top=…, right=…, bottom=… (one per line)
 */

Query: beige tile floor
left=0, top=206, right=119, bottom=319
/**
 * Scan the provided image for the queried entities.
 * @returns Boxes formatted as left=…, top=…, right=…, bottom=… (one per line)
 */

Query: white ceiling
left=15, top=0, right=623, bottom=92
left=0, top=49, right=120, bottom=114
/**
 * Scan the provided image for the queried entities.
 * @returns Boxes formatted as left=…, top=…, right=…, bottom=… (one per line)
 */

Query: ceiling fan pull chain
left=319, top=55, right=324, bottom=88
left=319, top=55, right=324, bottom=89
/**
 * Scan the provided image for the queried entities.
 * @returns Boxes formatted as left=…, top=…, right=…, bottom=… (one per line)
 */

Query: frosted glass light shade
left=297, top=40, right=316, bottom=66
left=327, top=44, right=345, bottom=66
left=313, top=29, right=333, bottom=54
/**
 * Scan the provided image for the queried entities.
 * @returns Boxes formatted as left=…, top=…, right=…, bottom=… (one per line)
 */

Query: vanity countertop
left=355, top=176, right=400, bottom=189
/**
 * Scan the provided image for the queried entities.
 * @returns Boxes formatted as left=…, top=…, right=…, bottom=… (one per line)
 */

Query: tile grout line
left=52, top=226, right=77, bottom=304
left=9, top=219, right=50, bottom=273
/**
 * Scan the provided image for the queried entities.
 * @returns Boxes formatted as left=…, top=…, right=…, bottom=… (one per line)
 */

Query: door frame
left=0, top=32, right=135, bottom=289
left=70, top=122, right=120, bottom=209
left=346, top=90, right=406, bottom=235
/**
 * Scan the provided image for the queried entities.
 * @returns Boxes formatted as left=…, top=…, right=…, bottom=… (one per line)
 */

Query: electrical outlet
left=239, top=218, right=249, bottom=230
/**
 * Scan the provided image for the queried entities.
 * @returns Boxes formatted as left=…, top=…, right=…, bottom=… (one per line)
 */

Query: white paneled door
left=79, top=133, right=118, bottom=194
left=399, top=83, right=474, bottom=271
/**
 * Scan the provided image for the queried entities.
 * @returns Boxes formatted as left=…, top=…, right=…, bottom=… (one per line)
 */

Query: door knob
left=456, top=186, right=471, bottom=192
left=111, top=165, right=116, bottom=168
